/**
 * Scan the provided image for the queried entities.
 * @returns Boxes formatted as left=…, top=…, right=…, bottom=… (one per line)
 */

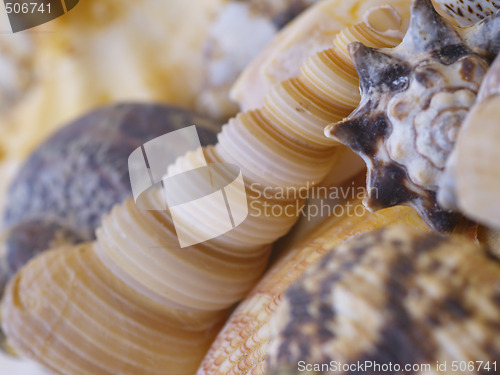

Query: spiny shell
left=1, top=4, right=411, bottom=373
left=326, top=0, right=500, bottom=232
left=266, top=225, right=500, bottom=373
left=445, top=51, right=500, bottom=228
left=197, top=198, right=428, bottom=374
left=433, top=0, right=500, bottom=26
left=0, top=104, right=219, bottom=296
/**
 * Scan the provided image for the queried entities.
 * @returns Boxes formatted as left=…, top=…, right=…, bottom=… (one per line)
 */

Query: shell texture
left=266, top=225, right=500, bottom=373
left=433, top=0, right=500, bottom=26
left=326, top=0, right=500, bottom=232
left=1, top=2, right=411, bottom=374
left=231, top=0, right=410, bottom=112
left=197, top=199, right=428, bottom=374
left=0, top=104, right=219, bottom=298
left=445, top=51, right=500, bottom=228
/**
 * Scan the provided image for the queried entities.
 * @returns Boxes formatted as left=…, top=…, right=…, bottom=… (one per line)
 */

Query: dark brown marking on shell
left=328, top=112, right=389, bottom=156
left=349, top=43, right=411, bottom=95
left=367, top=162, right=416, bottom=208
left=267, top=226, right=500, bottom=374
left=432, top=44, right=471, bottom=65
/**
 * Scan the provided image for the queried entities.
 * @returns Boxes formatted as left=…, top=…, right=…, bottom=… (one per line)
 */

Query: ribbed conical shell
left=2, top=243, right=223, bottom=375
left=267, top=224, right=500, bottom=373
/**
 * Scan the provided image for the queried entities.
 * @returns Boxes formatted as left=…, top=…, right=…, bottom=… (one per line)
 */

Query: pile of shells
left=2, top=0, right=500, bottom=374
left=1, top=1, right=410, bottom=373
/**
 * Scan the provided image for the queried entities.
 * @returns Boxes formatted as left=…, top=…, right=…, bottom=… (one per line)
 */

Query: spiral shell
left=326, top=0, right=500, bottom=232
left=266, top=225, right=500, bottom=373
left=231, top=0, right=410, bottom=112
left=1, top=2, right=412, bottom=373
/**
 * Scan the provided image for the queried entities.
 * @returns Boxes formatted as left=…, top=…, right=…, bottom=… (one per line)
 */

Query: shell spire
left=326, top=0, right=494, bottom=232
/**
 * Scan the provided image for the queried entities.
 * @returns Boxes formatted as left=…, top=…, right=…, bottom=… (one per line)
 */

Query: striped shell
left=433, top=0, right=500, bottom=26
left=1, top=1, right=413, bottom=373
left=326, top=0, right=500, bottom=232
left=266, top=225, right=500, bottom=373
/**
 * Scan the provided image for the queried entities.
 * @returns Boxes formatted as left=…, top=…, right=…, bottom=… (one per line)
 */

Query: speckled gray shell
left=266, top=225, right=500, bottom=374
left=0, top=103, right=219, bottom=294
left=326, top=0, right=500, bottom=232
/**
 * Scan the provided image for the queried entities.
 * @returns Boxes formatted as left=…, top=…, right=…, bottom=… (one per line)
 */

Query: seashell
left=231, top=0, right=410, bottom=112
left=433, top=0, right=500, bottom=26
left=2, top=243, right=225, bottom=375
left=325, top=0, right=500, bottom=232
left=443, top=51, right=500, bottom=228
left=1, top=6, right=412, bottom=374
left=0, top=103, right=219, bottom=296
left=197, top=0, right=321, bottom=120
left=266, top=224, right=500, bottom=373
left=197, top=199, right=428, bottom=374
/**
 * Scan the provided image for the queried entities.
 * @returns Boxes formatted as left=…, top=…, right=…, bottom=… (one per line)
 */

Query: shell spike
left=397, top=0, right=462, bottom=57
left=349, top=42, right=410, bottom=95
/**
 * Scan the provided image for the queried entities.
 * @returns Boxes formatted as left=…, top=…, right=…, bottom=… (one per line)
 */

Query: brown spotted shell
left=433, top=0, right=500, bottom=26
left=266, top=224, right=500, bottom=373
left=326, top=0, right=500, bottom=232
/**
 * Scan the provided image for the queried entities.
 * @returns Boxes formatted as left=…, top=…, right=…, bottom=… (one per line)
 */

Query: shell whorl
left=1, top=5, right=409, bottom=375
left=326, top=0, right=500, bottom=232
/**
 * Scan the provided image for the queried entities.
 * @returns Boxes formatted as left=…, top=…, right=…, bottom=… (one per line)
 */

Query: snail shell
left=266, top=225, right=500, bottom=372
left=326, top=0, right=500, bottom=232
left=0, top=103, right=219, bottom=296
left=1, top=3, right=412, bottom=373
